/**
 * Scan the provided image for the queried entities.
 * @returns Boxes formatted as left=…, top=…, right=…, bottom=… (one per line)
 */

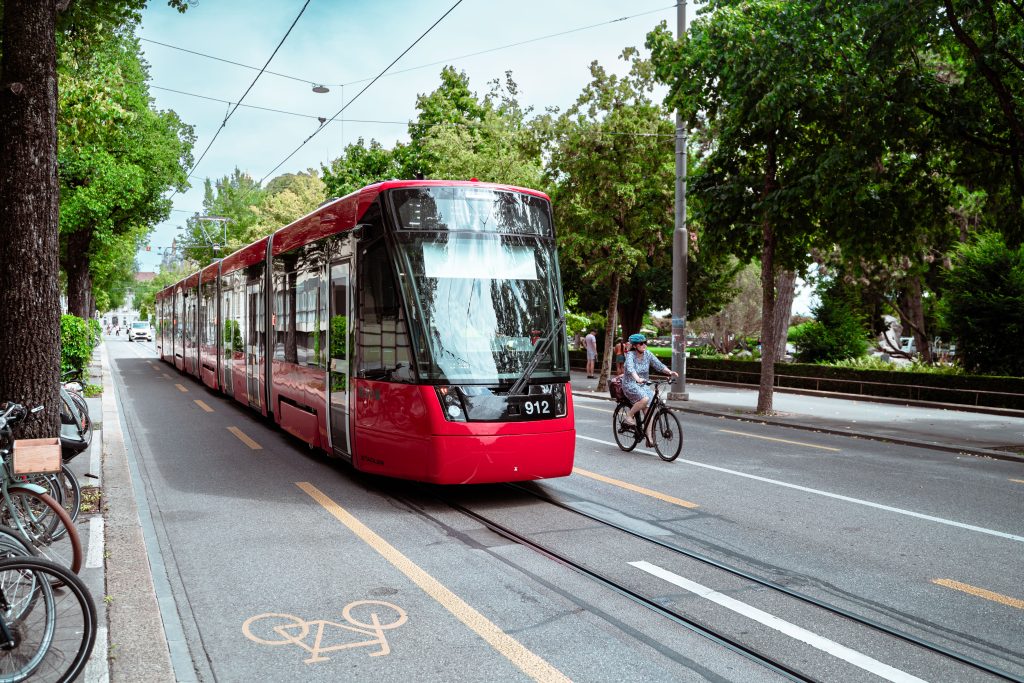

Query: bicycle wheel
left=0, top=556, right=97, bottom=683
left=652, top=408, right=683, bottom=462
left=1, top=489, right=82, bottom=575
left=55, top=468, right=81, bottom=529
left=0, top=527, right=35, bottom=560
left=612, top=404, right=641, bottom=452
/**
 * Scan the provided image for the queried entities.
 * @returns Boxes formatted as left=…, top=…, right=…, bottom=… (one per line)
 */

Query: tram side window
left=273, top=245, right=327, bottom=368
left=358, top=241, right=413, bottom=382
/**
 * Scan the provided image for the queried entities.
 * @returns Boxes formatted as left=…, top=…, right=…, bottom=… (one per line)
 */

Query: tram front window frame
left=386, top=189, right=568, bottom=387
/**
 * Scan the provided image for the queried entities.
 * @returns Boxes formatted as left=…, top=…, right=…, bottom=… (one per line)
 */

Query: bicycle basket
left=609, top=375, right=625, bottom=402
left=11, top=438, right=62, bottom=475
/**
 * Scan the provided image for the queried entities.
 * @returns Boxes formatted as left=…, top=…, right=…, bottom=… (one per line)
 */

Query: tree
left=178, top=168, right=263, bottom=265
left=791, top=281, right=869, bottom=363
left=0, top=0, right=63, bottom=437
left=547, top=51, right=676, bottom=391
left=691, top=262, right=761, bottom=355
left=939, top=232, right=1024, bottom=376
left=0, top=0, right=188, bottom=437
left=58, top=28, right=193, bottom=317
left=321, top=137, right=409, bottom=199
left=248, top=169, right=326, bottom=241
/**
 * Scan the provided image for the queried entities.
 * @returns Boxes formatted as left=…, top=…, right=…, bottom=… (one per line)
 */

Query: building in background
left=102, top=271, right=155, bottom=333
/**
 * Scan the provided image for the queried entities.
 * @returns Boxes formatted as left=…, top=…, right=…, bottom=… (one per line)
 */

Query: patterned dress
left=621, top=350, right=670, bottom=404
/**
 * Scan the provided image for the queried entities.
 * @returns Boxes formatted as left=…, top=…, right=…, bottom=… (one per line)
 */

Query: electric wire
left=172, top=0, right=312, bottom=198
left=140, top=3, right=681, bottom=90
left=259, top=0, right=465, bottom=184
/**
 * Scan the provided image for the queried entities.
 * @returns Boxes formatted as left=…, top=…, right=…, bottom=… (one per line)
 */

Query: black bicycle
left=611, top=378, right=683, bottom=462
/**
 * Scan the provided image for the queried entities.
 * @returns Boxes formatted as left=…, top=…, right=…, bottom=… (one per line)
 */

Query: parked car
left=128, top=321, right=152, bottom=342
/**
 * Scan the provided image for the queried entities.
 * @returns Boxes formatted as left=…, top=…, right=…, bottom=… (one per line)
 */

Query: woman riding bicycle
left=621, top=333, right=678, bottom=440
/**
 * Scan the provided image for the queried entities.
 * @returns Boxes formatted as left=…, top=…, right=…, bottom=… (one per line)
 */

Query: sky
left=137, top=0, right=815, bottom=313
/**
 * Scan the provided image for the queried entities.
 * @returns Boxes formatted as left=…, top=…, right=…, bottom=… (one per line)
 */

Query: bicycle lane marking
left=577, top=434, right=1024, bottom=543
left=296, top=482, right=571, bottom=683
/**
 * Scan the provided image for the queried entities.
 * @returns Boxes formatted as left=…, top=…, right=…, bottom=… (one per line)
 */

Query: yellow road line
left=932, top=579, right=1024, bottom=610
left=297, top=482, right=570, bottom=683
left=228, top=426, right=262, bottom=450
left=1011, top=479, right=1024, bottom=484
left=719, top=429, right=840, bottom=452
left=175, top=383, right=189, bottom=393
left=161, top=373, right=173, bottom=379
left=194, top=400, right=214, bottom=413
left=573, top=468, right=699, bottom=509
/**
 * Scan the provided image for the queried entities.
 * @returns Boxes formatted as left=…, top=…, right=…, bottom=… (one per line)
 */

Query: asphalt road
left=106, top=338, right=1024, bottom=682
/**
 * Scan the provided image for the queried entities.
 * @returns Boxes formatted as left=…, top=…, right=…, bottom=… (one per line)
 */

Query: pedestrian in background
left=584, top=329, right=597, bottom=378
left=613, top=337, right=626, bottom=375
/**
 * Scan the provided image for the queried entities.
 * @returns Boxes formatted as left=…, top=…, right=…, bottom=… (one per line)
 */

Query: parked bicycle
left=0, top=555, right=97, bottom=682
left=610, top=378, right=683, bottom=462
left=0, top=403, right=83, bottom=574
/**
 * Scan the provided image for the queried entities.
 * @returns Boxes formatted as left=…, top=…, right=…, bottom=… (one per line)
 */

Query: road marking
left=719, top=428, right=840, bottom=452
left=932, top=579, right=1024, bottom=610
left=194, top=400, right=214, bottom=413
left=577, top=434, right=1024, bottom=543
left=85, top=516, right=105, bottom=569
left=632, top=561, right=927, bottom=683
left=162, top=373, right=173, bottom=379
left=1011, top=479, right=1024, bottom=484
left=228, top=426, right=262, bottom=450
left=573, top=467, right=698, bottom=509
left=83, top=625, right=109, bottom=683
left=243, top=602, right=408, bottom=662
left=297, top=482, right=570, bottom=683
left=175, top=384, right=189, bottom=393
left=574, top=403, right=613, bottom=414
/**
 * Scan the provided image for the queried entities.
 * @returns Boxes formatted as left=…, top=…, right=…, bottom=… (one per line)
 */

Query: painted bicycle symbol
left=243, top=600, right=408, bottom=664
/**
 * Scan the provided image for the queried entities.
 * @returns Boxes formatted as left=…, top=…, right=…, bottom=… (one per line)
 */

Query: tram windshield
left=390, top=189, right=568, bottom=385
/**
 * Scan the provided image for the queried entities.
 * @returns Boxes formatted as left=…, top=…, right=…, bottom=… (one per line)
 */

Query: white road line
left=577, top=434, right=1024, bottom=543
left=84, top=626, right=109, bottom=683
left=631, top=561, right=927, bottom=683
left=86, top=516, right=105, bottom=569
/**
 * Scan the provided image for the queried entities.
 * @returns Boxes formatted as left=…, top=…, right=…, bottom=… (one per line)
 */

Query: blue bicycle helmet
left=628, top=333, right=647, bottom=344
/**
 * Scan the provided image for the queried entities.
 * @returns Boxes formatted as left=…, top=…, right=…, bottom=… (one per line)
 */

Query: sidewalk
left=570, top=369, right=1024, bottom=463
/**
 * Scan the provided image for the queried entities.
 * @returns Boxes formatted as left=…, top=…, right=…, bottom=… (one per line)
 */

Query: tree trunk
left=0, top=0, right=62, bottom=438
left=900, top=276, right=931, bottom=363
left=596, top=271, right=621, bottom=394
left=771, top=269, right=796, bottom=358
left=618, top=278, right=646, bottom=339
left=756, top=139, right=780, bottom=415
left=63, top=229, right=92, bottom=318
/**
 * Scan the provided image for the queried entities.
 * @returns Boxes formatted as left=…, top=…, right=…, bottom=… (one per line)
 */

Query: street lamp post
left=669, top=0, right=689, bottom=401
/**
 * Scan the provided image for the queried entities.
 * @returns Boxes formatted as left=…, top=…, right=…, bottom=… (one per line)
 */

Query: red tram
left=155, top=180, right=575, bottom=483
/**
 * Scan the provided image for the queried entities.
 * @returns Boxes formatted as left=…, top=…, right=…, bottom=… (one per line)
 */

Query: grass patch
left=83, top=383, right=103, bottom=397
left=80, top=486, right=102, bottom=514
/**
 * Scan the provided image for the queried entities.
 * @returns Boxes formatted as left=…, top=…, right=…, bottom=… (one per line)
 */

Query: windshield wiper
left=508, top=311, right=566, bottom=396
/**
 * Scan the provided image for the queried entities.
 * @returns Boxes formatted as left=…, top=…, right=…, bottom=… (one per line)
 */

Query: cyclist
left=621, top=333, right=678, bottom=442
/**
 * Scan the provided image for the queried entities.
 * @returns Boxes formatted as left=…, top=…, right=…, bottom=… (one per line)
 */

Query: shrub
left=61, top=314, right=93, bottom=379
left=939, top=232, right=1024, bottom=377
left=791, top=283, right=868, bottom=363
left=87, top=318, right=102, bottom=348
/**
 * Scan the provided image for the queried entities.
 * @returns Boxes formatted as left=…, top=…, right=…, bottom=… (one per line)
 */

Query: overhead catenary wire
left=140, top=3, right=681, bottom=92
left=171, top=0, right=312, bottom=198
left=259, top=0, right=466, bottom=184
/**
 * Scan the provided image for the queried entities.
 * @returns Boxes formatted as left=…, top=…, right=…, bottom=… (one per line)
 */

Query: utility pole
left=669, top=0, right=689, bottom=401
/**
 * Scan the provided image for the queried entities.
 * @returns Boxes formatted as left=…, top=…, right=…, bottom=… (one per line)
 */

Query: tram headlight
left=434, top=386, right=467, bottom=422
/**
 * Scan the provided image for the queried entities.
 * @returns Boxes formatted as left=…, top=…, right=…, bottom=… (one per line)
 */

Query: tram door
left=328, top=260, right=352, bottom=456
left=245, top=266, right=264, bottom=411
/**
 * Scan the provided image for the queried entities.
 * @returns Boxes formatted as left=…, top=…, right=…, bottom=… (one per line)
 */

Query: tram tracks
left=412, top=483, right=1022, bottom=683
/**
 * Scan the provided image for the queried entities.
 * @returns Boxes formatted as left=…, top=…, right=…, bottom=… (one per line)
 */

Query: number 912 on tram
left=154, top=180, right=576, bottom=484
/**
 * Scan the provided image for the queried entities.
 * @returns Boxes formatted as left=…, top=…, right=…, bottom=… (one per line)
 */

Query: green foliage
left=938, top=232, right=1024, bottom=376
left=178, top=169, right=263, bottom=266
left=322, top=138, right=409, bottom=199
left=791, top=284, right=869, bottom=363
left=60, top=315, right=94, bottom=378
left=829, top=356, right=964, bottom=375
left=223, top=319, right=243, bottom=354
left=83, top=383, right=103, bottom=398
left=87, top=318, right=102, bottom=347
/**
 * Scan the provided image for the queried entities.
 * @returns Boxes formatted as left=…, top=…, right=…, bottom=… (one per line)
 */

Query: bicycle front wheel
left=2, top=488, right=82, bottom=575
left=652, top=409, right=683, bottom=462
left=612, top=404, right=641, bottom=452
left=0, top=556, right=97, bottom=683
